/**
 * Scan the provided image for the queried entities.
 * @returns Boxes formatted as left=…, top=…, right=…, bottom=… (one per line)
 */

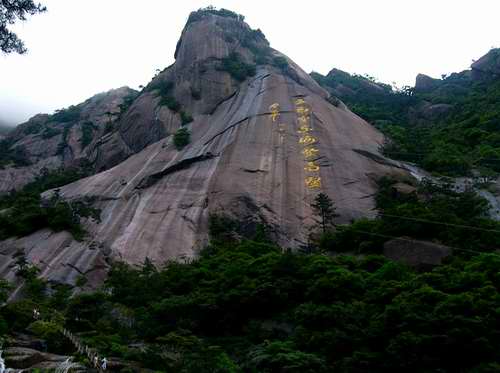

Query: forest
left=1, top=174, right=499, bottom=372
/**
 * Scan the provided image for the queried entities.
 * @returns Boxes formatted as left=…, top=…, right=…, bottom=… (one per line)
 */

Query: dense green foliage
left=324, top=177, right=500, bottom=254
left=312, top=60, right=500, bottom=176
left=0, top=167, right=98, bottom=240
left=311, top=70, right=412, bottom=126
left=3, top=241, right=498, bottom=371
left=173, top=127, right=190, bottom=150
left=219, top=52, right=257, bottom=82
left=49, top=105, right=82, bottom=123
left=1, top=177, right=499, bottom=371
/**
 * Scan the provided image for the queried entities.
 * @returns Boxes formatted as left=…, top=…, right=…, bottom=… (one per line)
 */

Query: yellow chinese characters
left=295, top=98, right=324, bottom=190
left=302, top=147, right=319, bottom=159
left=297, top=116, right=310, bottom=125
left=305, top=176, right=322, bottom=189
left=296, top=106, right=310, bottom=116
left=294, top=98, right=306, bottom=106
left=297, top=125, right=312, bottom=134
left=299, top=134, right=317, bottom=146
left=269, top=103, right=280, bottom=122
left=304, top=161, right=320, bottom=172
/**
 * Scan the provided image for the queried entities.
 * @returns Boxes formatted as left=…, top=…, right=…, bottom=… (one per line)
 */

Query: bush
left=173, top=128, right=190, bottom=150
left=219, top=52, right=256, bottom=82
left=49, top=105, right=82, bottom=123
left=28, top=320, right=66, bottom=352
left=0, top=168, right=95, bottom=241
left=272, top=56, right=289, bottom=70
left=180, top=111, right=193, bottom=125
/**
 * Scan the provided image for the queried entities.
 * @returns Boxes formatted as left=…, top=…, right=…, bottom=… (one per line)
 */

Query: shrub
left=152, top=81, right=182, bottom=112
left=173, top=128, right=190, bottom=150
left=190, top=88, right=201, bottom=100
left=219, top=52, right=256, bottom=82
left=180, top=111, right=193, bottom=125
left=272, top=56, right=289, bottom=70
left=0, top=168, right=95, bottom=241
left=50, top=105, right=82, bottom=123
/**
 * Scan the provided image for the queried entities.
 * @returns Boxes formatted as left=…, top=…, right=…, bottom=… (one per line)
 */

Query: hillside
left=312, top=48, right=500, bottom=176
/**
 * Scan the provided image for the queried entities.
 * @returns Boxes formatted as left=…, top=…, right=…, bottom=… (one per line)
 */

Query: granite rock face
left=471, top=48, right=500, bottom=81
left=383, top=238, right=452, bottom=270
left=0, top=10, right=410, bottom=287
left=0, top=87, right=138, bottom=193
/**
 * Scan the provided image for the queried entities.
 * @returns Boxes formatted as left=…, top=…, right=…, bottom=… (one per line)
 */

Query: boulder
left=471, top=48, right=500, bottom=81
left=414, top=74, right=441, bottom=93
left=383, top=238, right=452, bottom=269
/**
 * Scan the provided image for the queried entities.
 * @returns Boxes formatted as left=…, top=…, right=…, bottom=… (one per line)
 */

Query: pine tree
left=311, top=193, right=338, bottom=233
left=1, top=1, right=46, bottom=54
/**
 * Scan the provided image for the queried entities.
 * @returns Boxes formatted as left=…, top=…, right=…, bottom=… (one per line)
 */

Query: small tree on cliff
left=311, top=193, right=338, bottom=233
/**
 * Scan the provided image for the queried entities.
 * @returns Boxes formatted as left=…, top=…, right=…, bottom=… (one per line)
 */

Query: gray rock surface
left=0, top=10, right=410, bottom=286
left=383, top=238, right=452, bottom=269
left=471, top=48, right=500, bottom=80
left=3, top=347, right=85, bottom=371
left=0, top=87, right=137, bottom=193
left=414, top=73, right=441, bottom=93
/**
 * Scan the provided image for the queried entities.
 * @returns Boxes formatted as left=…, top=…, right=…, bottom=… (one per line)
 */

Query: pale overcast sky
left=0, top=0, right=499, bottom=125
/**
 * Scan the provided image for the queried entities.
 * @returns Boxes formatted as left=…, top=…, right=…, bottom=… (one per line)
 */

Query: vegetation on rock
left=0, top=176, right=498, bottom=372
left=0, top=167, right=99, bottom=241
left=173, top=128, right=190, bottom=150
left=219, top=52, right=257, bottom=82
left=312, top=59, right=500, bottom=176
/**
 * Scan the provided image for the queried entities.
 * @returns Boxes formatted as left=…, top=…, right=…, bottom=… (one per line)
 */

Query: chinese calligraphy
left=295, top=98, right=322, bottom=190
left=269, top=103, right=280, bottom=122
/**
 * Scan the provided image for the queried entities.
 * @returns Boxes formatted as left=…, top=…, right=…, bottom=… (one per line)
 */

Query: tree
left=12, top=248, right=29, bottom=277
left=1, top=0, right=46, bottom=54
left=311, top=193, right=338, bottom=233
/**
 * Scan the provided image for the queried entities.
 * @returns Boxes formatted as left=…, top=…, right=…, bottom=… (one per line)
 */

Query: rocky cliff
left=0, top=87, right=138, bottom=193
left=0, top=8, right=408, bottom=291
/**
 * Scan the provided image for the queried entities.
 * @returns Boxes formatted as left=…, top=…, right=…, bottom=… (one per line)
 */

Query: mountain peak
left=174, top=7, right=269, bottom=67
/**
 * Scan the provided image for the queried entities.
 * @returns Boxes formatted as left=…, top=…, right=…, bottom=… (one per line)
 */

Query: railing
left=61, top=328, right=106, bottom=372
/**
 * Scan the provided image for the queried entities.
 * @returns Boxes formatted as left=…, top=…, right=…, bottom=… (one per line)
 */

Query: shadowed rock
left=383, top=238, right=452, bottom=270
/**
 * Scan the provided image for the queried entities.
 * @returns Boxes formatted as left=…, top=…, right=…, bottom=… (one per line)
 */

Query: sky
left=1, top=0, right=499, bottom=126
